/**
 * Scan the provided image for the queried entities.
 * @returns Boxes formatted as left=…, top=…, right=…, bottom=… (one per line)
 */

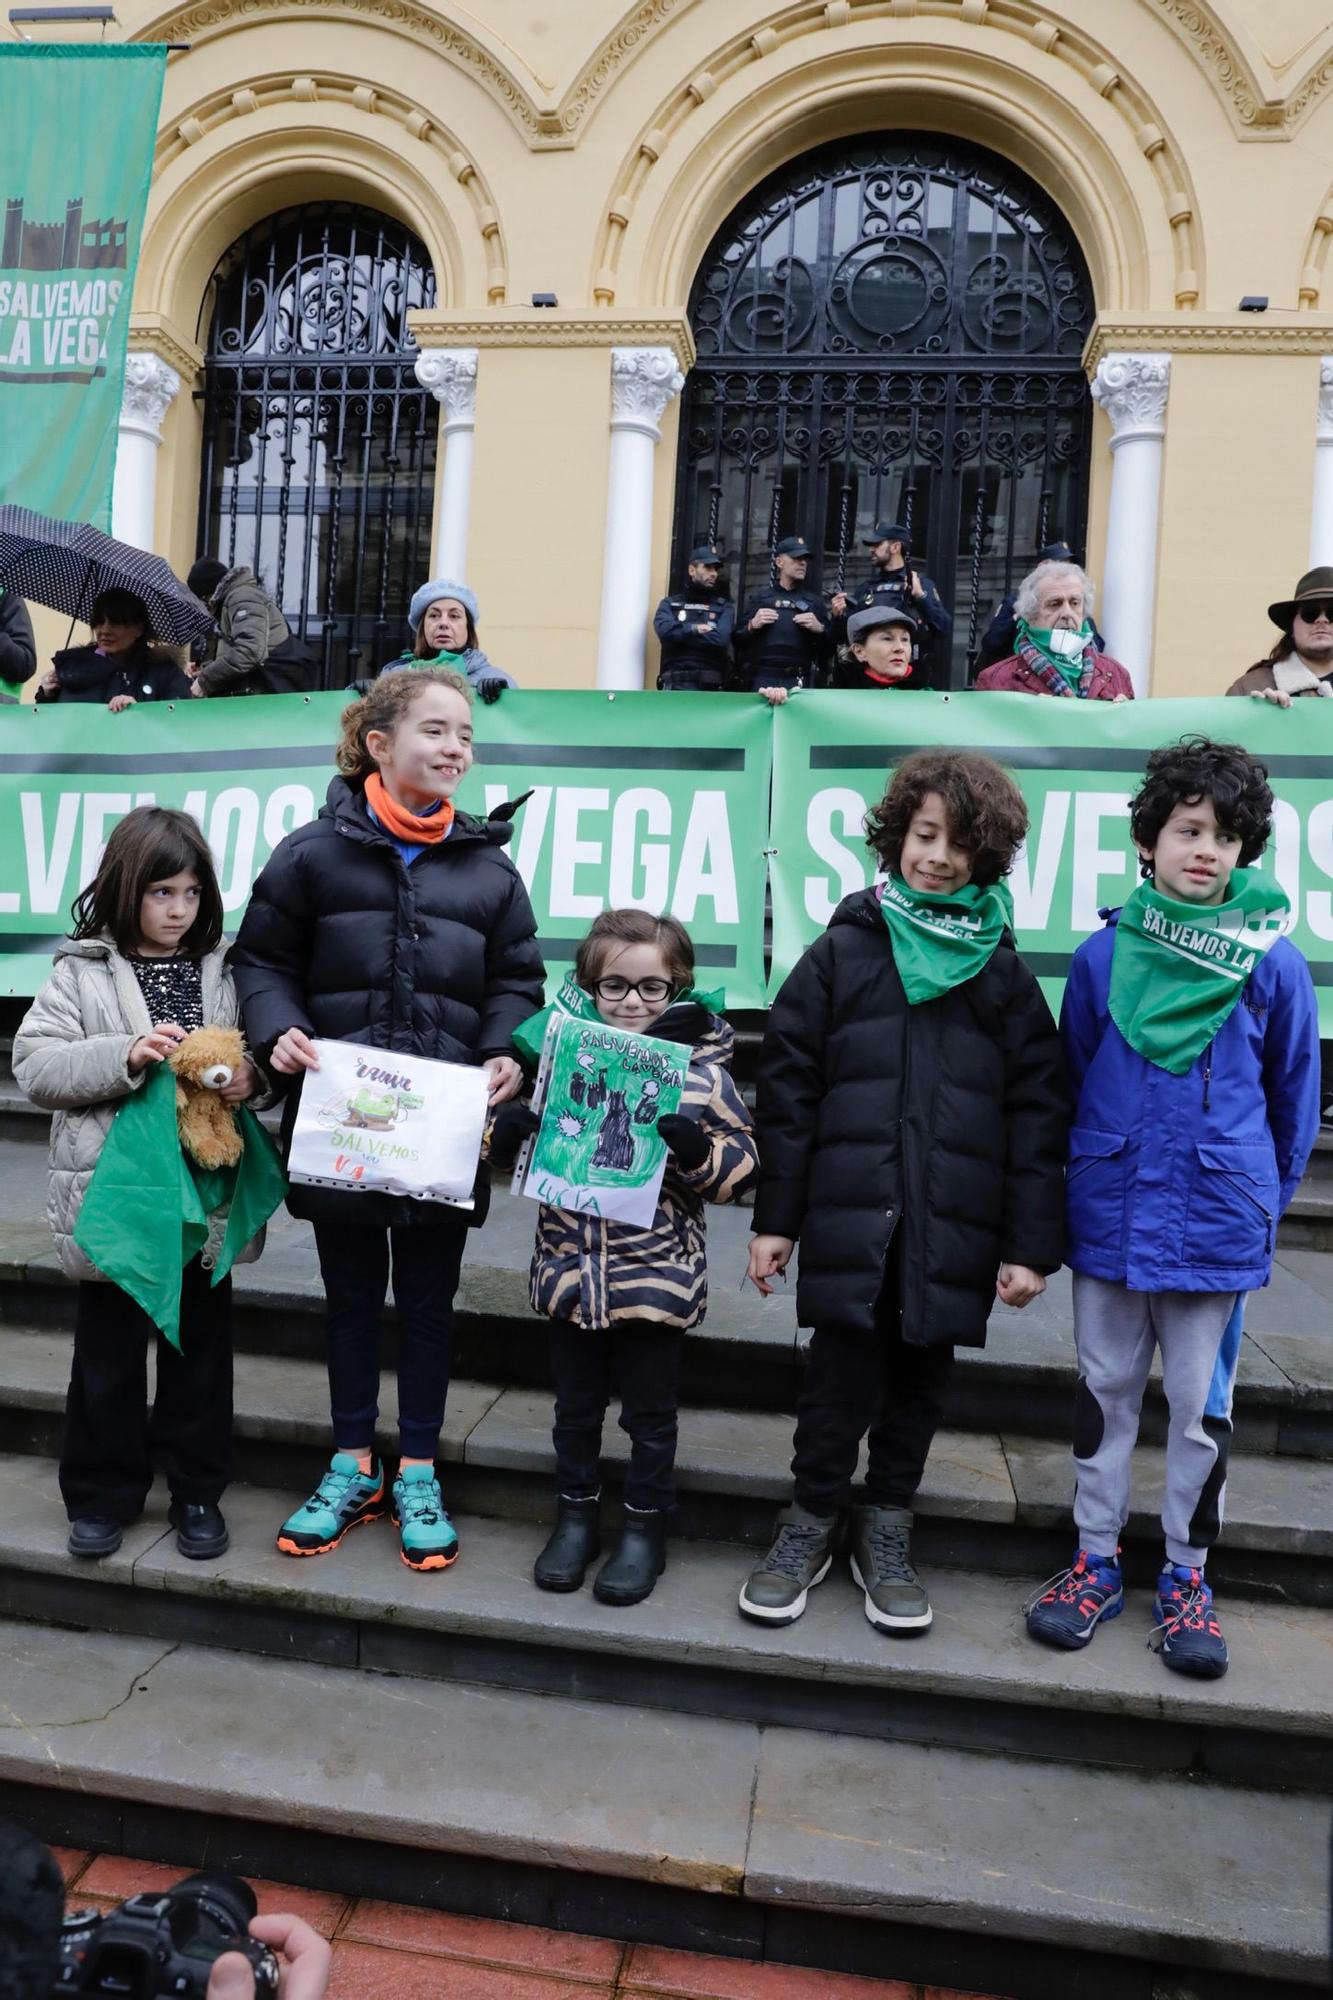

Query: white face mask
left=1046, top=624, right=1086, bottom=659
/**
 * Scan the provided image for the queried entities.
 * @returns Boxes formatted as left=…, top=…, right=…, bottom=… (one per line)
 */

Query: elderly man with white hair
left=974, top=560, right=1133, bottom=700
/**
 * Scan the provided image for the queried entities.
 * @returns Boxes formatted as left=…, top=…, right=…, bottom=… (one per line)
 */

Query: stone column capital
left=1091, top=351, right=1171, bottom=448
left=120, top=350, right=182, bottom=442
left=1317, top=356, right=1333, bottom=443
left=609, top=345, right=685, bottom=440
left=414, top=346, right=478, bottom=427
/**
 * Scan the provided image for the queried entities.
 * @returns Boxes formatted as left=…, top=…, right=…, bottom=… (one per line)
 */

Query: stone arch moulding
left=1142, top=0, right=1333, bottom=138
left=135, top=0, right=566, bottom=145
left=137, top=112, right=491, bottom=341
left=1299, top=185, right=1333, bottom=308
left=150, top=76, right=507, bottom=305
left=597, top=31, right=1198, bottom=318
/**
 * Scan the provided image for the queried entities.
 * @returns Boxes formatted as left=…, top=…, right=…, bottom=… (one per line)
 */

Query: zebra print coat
left=529, top=1013, right=758, bottom=1331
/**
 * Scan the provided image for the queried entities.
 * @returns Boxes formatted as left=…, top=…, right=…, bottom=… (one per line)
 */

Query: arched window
left=196, top=203, right=438, bottom=686
left=674, top=135, right=1096, bottom=684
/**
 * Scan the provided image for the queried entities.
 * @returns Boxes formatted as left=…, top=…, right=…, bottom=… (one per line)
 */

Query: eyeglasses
left=1295, top=600, right=1333, bottom=622
left=593, top=976, right=676, bottom=1004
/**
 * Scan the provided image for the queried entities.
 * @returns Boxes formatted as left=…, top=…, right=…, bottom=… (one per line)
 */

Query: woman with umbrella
left=35, top=588, right=192, bottom=709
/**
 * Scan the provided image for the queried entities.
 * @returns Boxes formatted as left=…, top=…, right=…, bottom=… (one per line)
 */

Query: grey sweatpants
left=1071, top=1275, right=1240, bottom=1568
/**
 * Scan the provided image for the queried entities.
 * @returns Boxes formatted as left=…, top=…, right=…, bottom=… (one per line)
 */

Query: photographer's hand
left=206, top=1914, right=331, bottom=2000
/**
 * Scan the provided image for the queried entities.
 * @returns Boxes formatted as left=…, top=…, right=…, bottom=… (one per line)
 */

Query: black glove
left=489, top=1101, right=540, bottom=1170
left=650, top=1002, right=711, bottom=1047
left=656, top=1113, right=709, bottom=1171
left=476, top=677, right=506, bottom=705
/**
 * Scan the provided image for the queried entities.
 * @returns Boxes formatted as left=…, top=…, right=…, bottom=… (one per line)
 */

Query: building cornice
left=128, top=314, right=204, bottom=382
left=408, top=309, right=694, bottom=372
left=1084, top=314, right=1333, bottom=371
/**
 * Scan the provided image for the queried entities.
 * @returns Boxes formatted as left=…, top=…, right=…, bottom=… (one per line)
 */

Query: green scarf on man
left=1108, top=867, right=1291, bottom=1074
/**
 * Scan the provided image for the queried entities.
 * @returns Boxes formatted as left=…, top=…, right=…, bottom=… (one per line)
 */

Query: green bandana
left=512, top=969, right=725, bottom=1069
left=877, top=873, right=1013, bottom=1004
left=72, top=1065, right=287, bottom=1348
left=395, top=649, right=465, bottom=671
left=1108, top=868, right=1291, bottom=1074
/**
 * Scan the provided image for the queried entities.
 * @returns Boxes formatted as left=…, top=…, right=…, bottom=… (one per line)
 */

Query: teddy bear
left=168, top=1025, right=248, bottom=1171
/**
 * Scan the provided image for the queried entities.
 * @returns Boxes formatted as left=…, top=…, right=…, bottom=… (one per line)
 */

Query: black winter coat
left=228, top=776, right=545, bottom=1226
left=753, top=888, right=1067, bottom=1347
left=0, top=593, right=37, bottom=688
left=37, top=643, right=192, bottom=705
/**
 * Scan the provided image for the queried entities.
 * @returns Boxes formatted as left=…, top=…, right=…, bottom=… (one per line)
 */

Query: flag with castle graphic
left=0, top=46, right=166, bottom=525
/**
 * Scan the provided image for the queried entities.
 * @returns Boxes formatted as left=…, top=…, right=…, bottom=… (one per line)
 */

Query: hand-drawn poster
left=518, top=1016, right=689, bottom=1227
left=287, top=1039, right=488, bottom=1205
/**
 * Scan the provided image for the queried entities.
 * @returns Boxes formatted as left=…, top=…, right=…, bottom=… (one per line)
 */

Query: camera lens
left=165, top=1873, right=258, bottom=1961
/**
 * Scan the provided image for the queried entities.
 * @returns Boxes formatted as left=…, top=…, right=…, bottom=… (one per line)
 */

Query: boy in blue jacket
left=1027, top=737, right=1319, bottom=1678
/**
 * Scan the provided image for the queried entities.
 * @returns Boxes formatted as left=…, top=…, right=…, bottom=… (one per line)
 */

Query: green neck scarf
left=512, top=969, right=725, bottom=1070
left=401, top=649, right=465, bottom=669
left=1108, top=867, right=1291, bottom=1074
left=878, top=873, right=1013, bottom=1004
left=1016, top=617, right=1091, bottom=689
left=72, top=1065, right=287, bottom=1347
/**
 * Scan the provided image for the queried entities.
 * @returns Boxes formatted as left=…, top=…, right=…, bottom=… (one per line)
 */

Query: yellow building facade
left=25, top=0, right=1333, bottom=694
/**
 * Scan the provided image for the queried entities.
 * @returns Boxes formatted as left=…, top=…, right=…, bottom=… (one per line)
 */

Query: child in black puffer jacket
left=229, top=666, right=544, bottom=1574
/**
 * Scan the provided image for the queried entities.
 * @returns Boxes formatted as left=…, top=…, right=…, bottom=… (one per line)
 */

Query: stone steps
left=1, top=1613, right=1327, bottom=1993
left=4, top=1247, right=1331, bottom=1457
left=3, top=1331, right=1330, bottom=1605
left=2, top=1461, right=1330, bottom=1797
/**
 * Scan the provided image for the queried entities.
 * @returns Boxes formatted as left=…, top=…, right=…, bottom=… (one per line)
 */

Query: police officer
left=736, top=536, right=829, bottom=693
left=831, top=521, right=951, bottom=668
left=652, top=543, right=735, bottom=691
left=832, top=603, right=919, bottom=690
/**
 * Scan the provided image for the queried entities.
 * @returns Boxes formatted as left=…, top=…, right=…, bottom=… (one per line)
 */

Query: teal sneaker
left=392, top=1464, right=459, bottom=1572
left=276, top=1452, right=386, bottom=1557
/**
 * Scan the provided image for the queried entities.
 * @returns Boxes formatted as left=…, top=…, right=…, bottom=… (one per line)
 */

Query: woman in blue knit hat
left=384, top=580, right=516, bottom=703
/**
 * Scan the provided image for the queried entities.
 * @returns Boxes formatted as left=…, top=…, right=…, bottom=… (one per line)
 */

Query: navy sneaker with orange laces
left=1151, top=1563, right=1229, bottom=1679
left=1024, top=1549, right=1124, bottom=1650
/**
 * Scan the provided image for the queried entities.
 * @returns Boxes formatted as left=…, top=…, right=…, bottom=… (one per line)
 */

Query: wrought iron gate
left=673, top=136, right=1095, bottom=685
left=196, top=203, right=438, bottom=688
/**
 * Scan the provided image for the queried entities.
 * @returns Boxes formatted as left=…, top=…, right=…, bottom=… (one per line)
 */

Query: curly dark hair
left=864, top=749, right=1029, bottom=887
left=1129, top=736, right=1273, bottom=873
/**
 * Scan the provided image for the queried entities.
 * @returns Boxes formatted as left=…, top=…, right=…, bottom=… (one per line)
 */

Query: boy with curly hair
left=1027, top=736, right=1319, bottom=1678
left=741, top=749, right=1068, bottom=1634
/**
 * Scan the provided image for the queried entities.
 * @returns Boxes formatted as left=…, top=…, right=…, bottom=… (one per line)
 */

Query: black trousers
left=312, top=1216, right=469, bottom=1460
left=791, top=1278, right=954, bottom=1518
left=61, top=1258, right=233, bottom=1523
left=548, top=1319, right=684, bottom=1511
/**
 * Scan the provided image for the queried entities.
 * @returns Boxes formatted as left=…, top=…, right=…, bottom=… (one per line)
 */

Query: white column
left=595, top=346, right=685, bottom=691
left=1310, top=358, right=1333, bottom=566
left=111, top=352, right=181, bottom=551
left=1090, top=352, right=1171, bottom=698
left=414, top=347, right=478, bottom=578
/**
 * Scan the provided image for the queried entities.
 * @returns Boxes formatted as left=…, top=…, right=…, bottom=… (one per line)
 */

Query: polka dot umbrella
left=0, top=505, right=213, bottom=646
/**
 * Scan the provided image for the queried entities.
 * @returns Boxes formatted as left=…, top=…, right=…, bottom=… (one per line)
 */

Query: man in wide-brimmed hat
left=1228, top=567, right=1333, bottom=704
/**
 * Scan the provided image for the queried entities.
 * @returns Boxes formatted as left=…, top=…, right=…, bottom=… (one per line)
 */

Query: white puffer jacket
left=12, top=937, right=265, bottom=1281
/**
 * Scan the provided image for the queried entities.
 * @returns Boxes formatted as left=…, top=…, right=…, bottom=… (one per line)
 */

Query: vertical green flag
left=0, top=46, right=166, bottom=527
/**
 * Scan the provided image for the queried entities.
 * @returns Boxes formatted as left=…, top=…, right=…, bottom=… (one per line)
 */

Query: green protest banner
left=0, top=46, right=166, bottom=527
left=769, top=690, right=1333, bottom=1032
left=0, top=690, right=774, bottom=1004
left=520, top=1015, right=689, bottom=1227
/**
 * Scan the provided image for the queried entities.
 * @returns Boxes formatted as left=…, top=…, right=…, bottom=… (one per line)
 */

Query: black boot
left=168, top=1500, right=230, bottom=1560
left=593, top=1505, right=666, bottom=1606
left=534, top=1493, right=602, bottom=1592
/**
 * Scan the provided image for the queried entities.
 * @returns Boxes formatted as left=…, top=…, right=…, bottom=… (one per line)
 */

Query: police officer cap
left=1038, top=540, right=1075, bottom=563
left=687, top=543, right=725, bottom=565
left=847, top=604, right=918, bottom=642
left=862, top=520, right=910, bottom=546
left=775, top=536, right=811, bottom=557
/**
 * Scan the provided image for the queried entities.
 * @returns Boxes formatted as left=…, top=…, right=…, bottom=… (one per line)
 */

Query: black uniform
left=735, top=586, right=829, bottom=690
left=837, top=565, right=950, bottom=648
left=652, top=590, right=735, bottom=691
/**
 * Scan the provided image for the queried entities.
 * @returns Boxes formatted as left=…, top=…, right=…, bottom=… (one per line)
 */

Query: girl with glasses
left=489, top=908, right=759, bottom=1606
